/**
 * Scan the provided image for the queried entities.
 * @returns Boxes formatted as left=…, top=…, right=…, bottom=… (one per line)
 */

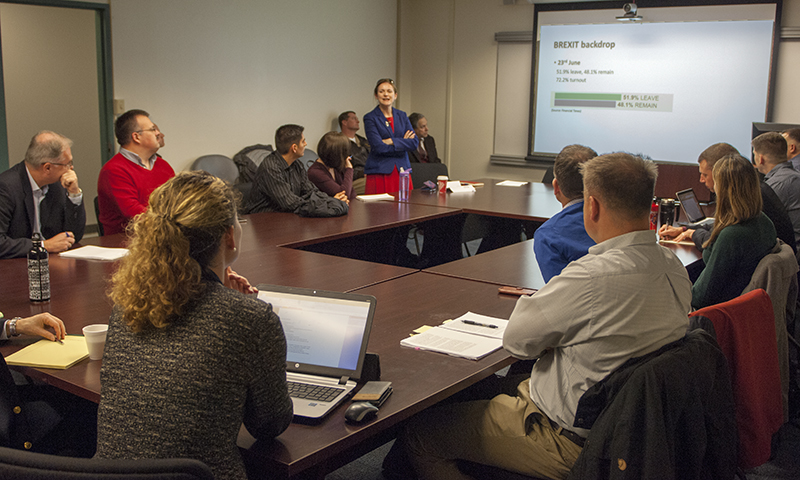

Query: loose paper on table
left=60, top=245, right=129, bottom=261
left=496, top=180, right=528, bottom=187
left=356, top=193, right=396, bottom=202
left=401, top=312, right=509, bottom=360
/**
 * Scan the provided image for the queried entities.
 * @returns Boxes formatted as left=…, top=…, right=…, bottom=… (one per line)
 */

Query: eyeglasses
left=135, top=126, right=160, bottom=134
left=49, top=160, right=74, bottom=168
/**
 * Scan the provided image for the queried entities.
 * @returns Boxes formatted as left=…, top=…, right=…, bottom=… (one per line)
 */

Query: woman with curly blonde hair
left=96, top=171, right=292, bottom=480
left=691, top=154, right=777, bottom=309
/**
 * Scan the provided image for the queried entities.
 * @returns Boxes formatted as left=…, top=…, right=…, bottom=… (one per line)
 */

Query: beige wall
left=773, top=0, right=800, bottom=122
left=399, top=0, right=800, bottom=184
left=109, top=0, right=396, bottom=172
left=7, top=0, right=793, bottom=195
left=400, top=0, right=538, bottom=182
left=1, top=3, right=103, bottom=225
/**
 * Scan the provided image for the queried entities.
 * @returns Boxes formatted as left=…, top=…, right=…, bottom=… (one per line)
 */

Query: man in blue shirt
left=533, top=145, right=597, bottom=282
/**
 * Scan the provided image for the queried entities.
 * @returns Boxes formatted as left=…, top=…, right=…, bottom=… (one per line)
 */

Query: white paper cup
left=83, top=324, right=109, bottom=361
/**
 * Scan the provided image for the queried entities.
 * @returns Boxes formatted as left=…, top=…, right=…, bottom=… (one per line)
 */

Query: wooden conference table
left=0, top=178, right=700, bottom=479
left=398, top=178, right=562, bottom=221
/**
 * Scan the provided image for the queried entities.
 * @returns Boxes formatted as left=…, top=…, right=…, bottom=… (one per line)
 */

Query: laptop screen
left=675, top=188, right=705, bottom=223
left=256, top=285, right=376, bottom=380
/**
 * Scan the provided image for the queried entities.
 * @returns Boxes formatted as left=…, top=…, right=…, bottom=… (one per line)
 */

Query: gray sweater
left=96, top=282, right=293, bottom=480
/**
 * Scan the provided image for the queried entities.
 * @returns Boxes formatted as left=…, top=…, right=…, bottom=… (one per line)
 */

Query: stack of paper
left=4, top=336, right=89, bottom=369
left=60, top=245, right=129, bottom=261
left=496, top=180, right=528, bottom=187
left=356, top=193, right=395, bottom=202
left=401, top=312, right=509, bottom=360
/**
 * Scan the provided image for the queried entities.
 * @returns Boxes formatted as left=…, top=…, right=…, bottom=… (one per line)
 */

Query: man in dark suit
left=338, top=111, right=370, bottom=180
left=0, top=131, right=85, bottom=259
left=408, top=112, right=441, bottom=163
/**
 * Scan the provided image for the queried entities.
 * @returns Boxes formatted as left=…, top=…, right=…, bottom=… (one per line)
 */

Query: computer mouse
left=344, top=402, right=379, bottom=423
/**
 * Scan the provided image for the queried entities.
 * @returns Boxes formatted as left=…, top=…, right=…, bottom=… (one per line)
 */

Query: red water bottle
left=649, top=198, right=659, bottom=230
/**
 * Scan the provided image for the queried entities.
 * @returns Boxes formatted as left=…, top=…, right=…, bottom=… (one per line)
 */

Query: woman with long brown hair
left=691, top=154, right=777, bottom=309
left=96, top=171, right=292, bottom=480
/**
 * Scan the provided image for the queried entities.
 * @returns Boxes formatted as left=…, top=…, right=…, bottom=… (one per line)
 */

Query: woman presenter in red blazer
left=362, top=78, right=418, bottom=194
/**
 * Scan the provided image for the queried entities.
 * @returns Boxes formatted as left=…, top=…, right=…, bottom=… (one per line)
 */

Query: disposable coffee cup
left=437, top=175, right=448, bottom=194
left=83, top=324, right=108, bottom=361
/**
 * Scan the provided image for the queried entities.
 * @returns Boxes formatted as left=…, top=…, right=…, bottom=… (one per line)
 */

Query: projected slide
left=533, top=20, right=773, bottom=163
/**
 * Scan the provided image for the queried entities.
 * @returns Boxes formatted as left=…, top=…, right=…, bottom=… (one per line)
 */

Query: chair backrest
left=233, top=182, right=253, bottom=215
left=409, top=162, right=448, bottom=189
left=93, top=196, right=104, bottom=236
left=742, top=240, right=798, bottom=421
left=541, top=166, right=554, bottom=185
left=232, top=144, right=273, bottom=184
left=569, top=330, right=736, bottom=480
left=189, top=155, right=239, bottom=184
left=299, top=148, right=317, bottom=173
left=691, top=289, right=783, bottom=469
left=0, top=446, right=214, bottom=480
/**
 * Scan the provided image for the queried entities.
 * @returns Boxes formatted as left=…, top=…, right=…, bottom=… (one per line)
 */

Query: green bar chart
left=552, top=92, right=673, bottom=112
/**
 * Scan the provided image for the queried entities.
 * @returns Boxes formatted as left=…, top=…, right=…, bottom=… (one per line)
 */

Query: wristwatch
left=7, top=317, right=21, bottom=337
left=68, top=188, right=83, bottom=199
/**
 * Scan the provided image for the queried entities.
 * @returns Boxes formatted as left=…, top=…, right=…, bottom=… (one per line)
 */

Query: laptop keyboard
left=288, top=381, right=344, bottom=402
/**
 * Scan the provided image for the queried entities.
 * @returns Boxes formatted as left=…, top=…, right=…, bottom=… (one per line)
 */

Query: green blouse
left=691, top=213, right=776, bottom=309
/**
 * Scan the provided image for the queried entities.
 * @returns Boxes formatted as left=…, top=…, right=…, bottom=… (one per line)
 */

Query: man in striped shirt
left=247, top=124, right=348, bottom=217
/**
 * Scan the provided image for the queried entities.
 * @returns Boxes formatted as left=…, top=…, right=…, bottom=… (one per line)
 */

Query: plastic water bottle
left=28, top=233, right=50, bottom=302
left=399, top=168, right=411, bottom=201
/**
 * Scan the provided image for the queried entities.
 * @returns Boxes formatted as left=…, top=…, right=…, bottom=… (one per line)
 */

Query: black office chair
left=409, top=162, right=448, bottom=189
left=541, top=166, right=554, bottom=185
left=460, top=330, right=737, bottom=480
left=190, top=155, right=239, bottom=183
left=0, top=446, right=214, bottom=480
left=300, top=148, right=318, bottom=172
left=93, top=196, right=104, bottom=236
left=234, top=181, right=253, bottom=215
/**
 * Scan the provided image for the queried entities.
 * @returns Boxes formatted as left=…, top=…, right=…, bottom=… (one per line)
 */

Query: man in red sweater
left=97, top=110, right=175, bottom=235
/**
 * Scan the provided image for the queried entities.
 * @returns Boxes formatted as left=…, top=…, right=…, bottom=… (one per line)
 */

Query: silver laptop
left=676, top=188, right=714, bottom=228
left=256, top=284, right=376, bottom=422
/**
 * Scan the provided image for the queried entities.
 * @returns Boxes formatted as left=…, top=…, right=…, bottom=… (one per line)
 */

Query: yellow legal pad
left=4, top=335, right=88, bottom=369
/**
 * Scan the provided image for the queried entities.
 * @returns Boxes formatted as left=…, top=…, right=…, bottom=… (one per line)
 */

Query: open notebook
left=257, top=284, right=376, bottom=421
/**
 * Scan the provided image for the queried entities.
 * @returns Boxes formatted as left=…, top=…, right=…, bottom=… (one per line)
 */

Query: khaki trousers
left=401, top=378, right=583, bottom=480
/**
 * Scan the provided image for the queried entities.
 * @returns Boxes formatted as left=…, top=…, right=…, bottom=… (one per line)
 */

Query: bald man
left=0, top=131, right=85, bottom=259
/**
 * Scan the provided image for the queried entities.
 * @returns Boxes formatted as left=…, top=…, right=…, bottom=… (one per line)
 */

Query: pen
left=462, top=319, right=498, bottom=329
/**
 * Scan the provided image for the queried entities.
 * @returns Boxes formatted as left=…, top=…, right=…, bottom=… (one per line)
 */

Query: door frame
left=0, top=0, right=113, bottom=171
